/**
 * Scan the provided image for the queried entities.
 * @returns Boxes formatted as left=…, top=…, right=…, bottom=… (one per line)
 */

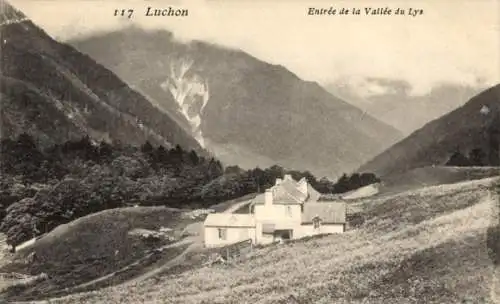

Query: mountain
left=326, top=78, right=484, bottom=135
left=358, top=84, right=500, bottom=177
left=70, top=26, right=402, bottom=178
left=0, top=1, right=202, bottom=153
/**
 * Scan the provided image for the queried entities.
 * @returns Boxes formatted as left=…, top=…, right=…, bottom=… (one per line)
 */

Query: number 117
left=114, top=9, right=134, bottom=19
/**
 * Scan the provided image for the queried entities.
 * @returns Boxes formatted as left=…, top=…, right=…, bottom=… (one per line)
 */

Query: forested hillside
left=0, top=134, right=379, bottom=250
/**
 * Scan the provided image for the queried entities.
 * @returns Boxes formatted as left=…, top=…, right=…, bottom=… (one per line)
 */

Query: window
left=218, top=228, right=227, bottom=240
left=286, top=206, right=292, bottom=217
left=313, top=216, right=321, bottom=229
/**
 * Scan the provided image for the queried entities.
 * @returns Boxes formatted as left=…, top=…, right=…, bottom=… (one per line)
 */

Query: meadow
left=40, top=176, right=499, bottom=304
left=0, top=206, right=199, bottom=301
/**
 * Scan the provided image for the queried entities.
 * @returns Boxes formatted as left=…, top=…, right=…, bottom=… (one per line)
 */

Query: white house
left=203, top=174, right=347, bottom=248
left=203, top=213, right=256, bottom=247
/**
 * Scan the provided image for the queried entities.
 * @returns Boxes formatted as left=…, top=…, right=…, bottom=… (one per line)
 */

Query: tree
left=155, top=145, right=169, bottom=164
left=315, top=177, right=335, bottom=193
left=487, top=113, right=500, bottom=166
left=334, top=173, right=350, bottom=193
left=445, top=151, right=472, bottom=167
left=206, top=158, right=224, bottom=180
left=6, top=215, right=35, bottom=251
left=1, top=135, right=253, bottom=243
left=225, top=165, right=243, bottom=175
left=249, top=167, right=265, bottom=192
left=2, top=133, right=45, bottom=182
left=267, top=165, right=285, bottom=179
left=329, top=172, right=380, bottom=194
left=469, top=148, right=486, bottom=166
left=141, top=141, right=154, bottom=154
left=110, top=155, right=151, bottom=179
left=189, top=150, right=200, bottom=165
left=0, top=198, right=40, bottom=249
left=348, top=173, right=362, bottom=189
left=60, top=136, right=98, bottom=161
left=360, top=173, right=380, bottom=185
left=98, top=140, right=114, bottom=161
left=17, top=133, right=37, bottom=150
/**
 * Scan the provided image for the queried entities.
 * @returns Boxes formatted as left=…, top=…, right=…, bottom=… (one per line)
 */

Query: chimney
left=265, top=189, right=273, bottom=206
left=284, top=174, right=292, bottom=181
left=275, top=178, right=283, bottom=185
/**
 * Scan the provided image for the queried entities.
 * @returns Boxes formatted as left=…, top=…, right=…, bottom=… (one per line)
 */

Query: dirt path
left=223, top=200, right=251, bottom=214
left=70, top=238, right=195, bottom=291
left=75, top=221, right=206, bottom=290
left=123, top=239, right=201, bottom=285
left=7, top=234, right=205, bottom=304
left=120, top=220, right=206, bottom=286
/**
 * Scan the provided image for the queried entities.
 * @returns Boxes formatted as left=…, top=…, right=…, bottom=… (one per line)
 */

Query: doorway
left=274, top=229, right=293, bottom=241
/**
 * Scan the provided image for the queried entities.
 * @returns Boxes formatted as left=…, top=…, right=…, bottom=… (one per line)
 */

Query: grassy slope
left=378, top=166, right=500, bottom=196
left=43, top=176, right=499, bottom=304
left=0, top=207, right=200, bottom=301
left=209, top=193, right=258, bottom=213
left=358, top=84, right=500, bottom=177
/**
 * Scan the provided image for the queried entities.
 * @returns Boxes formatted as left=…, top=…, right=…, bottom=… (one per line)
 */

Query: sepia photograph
left=0, top=0, right=499, bottom=303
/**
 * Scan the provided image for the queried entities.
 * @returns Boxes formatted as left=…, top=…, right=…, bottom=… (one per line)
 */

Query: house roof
left=274, top=179, right=308, bottom=203
left=302, top=202, right=347, bottom=224
left=204, top=213, right=256, bottom=228
left=250, top=194, right=266, bottom=205
left=307, top=183, right=321, bottom=202
left=249, top=175, right=325, bottom=206
left=252, top=179, right=309, bottom=205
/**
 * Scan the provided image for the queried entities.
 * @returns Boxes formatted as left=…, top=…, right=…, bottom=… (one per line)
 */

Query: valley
left=1, top=0, right=499, bottom=302
left=69, top=26, right=403, bottom=178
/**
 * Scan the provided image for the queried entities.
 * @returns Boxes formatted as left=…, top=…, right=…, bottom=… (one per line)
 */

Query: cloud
left=337, top=76, right=398, bottom=98
left=10, top=0, right=500, bottom=95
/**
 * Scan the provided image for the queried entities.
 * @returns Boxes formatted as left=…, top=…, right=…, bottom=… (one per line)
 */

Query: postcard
left=0, top=0, right=499, bottom=303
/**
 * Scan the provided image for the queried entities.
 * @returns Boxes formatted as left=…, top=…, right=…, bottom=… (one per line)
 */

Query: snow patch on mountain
left=161, top=58, right=209, bottom=147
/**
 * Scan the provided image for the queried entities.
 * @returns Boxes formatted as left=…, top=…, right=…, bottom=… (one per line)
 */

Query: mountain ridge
left=358, top=84, right=500, bottom=177
left=0, top=0, right=203, bottom=153
left=70, top=25, right=403, bottom=178
left=326, top=78, right=485, bottom=135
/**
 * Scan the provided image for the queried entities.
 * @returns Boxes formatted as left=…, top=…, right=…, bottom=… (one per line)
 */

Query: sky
left=9, top=0, right=500, bottom=96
